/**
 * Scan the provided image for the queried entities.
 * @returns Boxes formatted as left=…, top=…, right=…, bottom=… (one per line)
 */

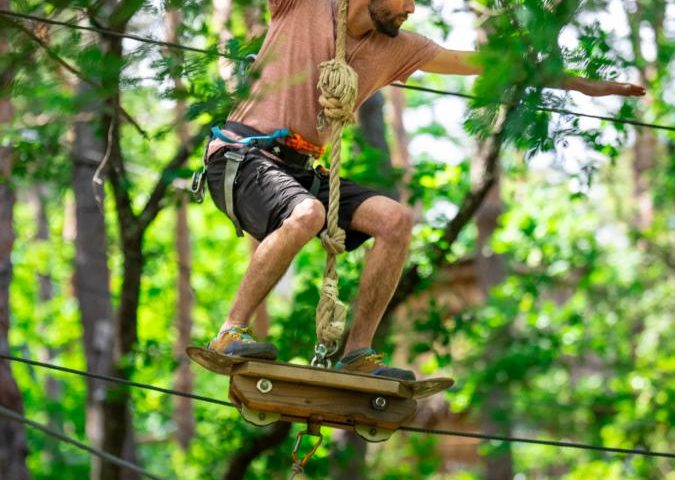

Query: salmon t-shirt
left=210, top=0, right=442, bottom=156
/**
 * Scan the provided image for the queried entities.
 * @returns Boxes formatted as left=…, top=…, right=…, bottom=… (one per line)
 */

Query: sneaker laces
left=363, top=352, right=385, bottom=366
left=221, top=326, right=255, bottom=342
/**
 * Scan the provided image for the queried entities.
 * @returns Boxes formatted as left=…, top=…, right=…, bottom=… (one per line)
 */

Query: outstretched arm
left=555, top=75, right=646, bottom=97
left=420, top=48, right=646, bottom=98
left=420, top=49, right=483, bottom=76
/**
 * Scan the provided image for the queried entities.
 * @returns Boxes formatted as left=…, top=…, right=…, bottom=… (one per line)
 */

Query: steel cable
left=0, top=404, right=165, bottom=480
left=1, top=10, right=672, bottom=133
left=2, top=353, right=673, bottom=459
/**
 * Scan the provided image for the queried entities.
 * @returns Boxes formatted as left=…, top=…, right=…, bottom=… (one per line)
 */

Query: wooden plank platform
left=187, top=346, right=455, bottom=400
left=232, top=360, right=412, bottom=398
left=230, top=375, right=418, bottom=430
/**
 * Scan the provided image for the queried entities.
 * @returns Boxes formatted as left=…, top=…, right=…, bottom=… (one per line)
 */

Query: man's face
left=368, top=0, right=416, bottom=38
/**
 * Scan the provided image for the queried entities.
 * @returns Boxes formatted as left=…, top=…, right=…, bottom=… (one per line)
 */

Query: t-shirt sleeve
left=385, top=31, right=443, bottom=83
left=268, top=0, right=302, bottom=17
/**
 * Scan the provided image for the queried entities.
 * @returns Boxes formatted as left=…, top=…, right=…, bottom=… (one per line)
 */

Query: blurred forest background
left=0, top=0, right=673, bottom=479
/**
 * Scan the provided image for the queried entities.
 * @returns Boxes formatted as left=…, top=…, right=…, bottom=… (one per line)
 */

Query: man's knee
left=286, top=198, right=326, bottom=237
left=379, top=204, right=414, bottom=245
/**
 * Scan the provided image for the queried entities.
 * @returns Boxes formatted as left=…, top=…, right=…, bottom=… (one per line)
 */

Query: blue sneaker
left=208, top=326, right=278, bottom=360
left=335, top=348, right=415, bottom=381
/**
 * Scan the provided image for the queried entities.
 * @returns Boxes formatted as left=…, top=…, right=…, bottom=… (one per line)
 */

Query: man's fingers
left=585, top=81, right=646, bottom=97
left=621, top=82, right=646, bottom=96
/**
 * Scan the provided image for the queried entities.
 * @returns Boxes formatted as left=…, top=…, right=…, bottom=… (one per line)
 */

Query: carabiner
left=291, top=429, right=323, bottom=469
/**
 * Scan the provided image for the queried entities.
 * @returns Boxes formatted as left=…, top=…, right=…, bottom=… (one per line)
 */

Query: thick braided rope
left=314, top=0, right=358, bottom=352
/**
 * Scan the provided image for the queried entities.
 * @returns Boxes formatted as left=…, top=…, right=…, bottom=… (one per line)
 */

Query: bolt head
left=256, top=378, right=273, bottom=394
left=372, top=396, right=388, bottom=411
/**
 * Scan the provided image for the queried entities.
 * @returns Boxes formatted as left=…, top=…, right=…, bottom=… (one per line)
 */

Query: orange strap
left=284, top=132, right=325, bottom=158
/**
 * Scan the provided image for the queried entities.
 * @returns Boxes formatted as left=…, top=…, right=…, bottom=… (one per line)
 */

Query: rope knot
left=317, top=59, right=358, bottom=131
left=315, top=278, right=347, bottom=347
left=320, top=228, right=346, bottom=255
left=290, top=462, right=306, bottom=479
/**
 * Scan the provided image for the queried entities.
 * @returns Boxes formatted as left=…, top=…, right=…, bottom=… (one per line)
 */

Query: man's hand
left=562, top=77, right=647, bottom=97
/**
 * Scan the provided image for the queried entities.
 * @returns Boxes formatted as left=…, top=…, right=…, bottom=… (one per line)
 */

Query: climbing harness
left=210, top=125, right=291, bottom=149
left=285, top=132, right=326, bottom=158
left=195, top=124, right=324, bottom=237
left=312, top=0, right=358, bottom=368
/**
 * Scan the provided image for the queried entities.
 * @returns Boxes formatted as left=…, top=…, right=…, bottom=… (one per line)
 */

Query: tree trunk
left=95, top=5, right=198, bottom=475
left=473, top=157, right=513, bottom=480
left=0, top=2, right=30, bottom=475
left=387, top=86, right=417, bottom=215
left=71, top=81, right=117, bottom=480
left=33, top=186, right=66, bottom=464
left=357, top=92, right=399, bottom=200
left=95, top=11, right=140, bottom=478
left=222, top=422, right=292, bottom=480
left=625, top=0, right=659, bottom=234
left=329, top=430, right=367, bottom=480
left=166, top=9, right=196, bottom=451
left=213, top=0, right=234, bottom=81
left=623, top=0, right=664, bottom=362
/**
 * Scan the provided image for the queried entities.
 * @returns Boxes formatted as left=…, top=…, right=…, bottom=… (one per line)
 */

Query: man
left=204, top=0, right=646, bottom=380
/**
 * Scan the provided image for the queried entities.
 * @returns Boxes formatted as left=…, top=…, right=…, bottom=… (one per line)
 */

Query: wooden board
left=232, top=358, right=411, bottom=398
left=401, top=377, right=455, bottom=400
left=187, top=346, right=454, bottom=400
left=230, top=375, right=418, bottom=430
left=187, top=346, right=253, bottom=376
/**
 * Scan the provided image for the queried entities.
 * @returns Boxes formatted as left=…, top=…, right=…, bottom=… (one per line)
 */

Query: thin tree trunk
left=358, top=92, right=399, bottom=199
left=222, top=422, right=292, bottom=480
left=95, top=9, right=140, bottom=478
left=623, top=0, right=664, bottom=364
left=387, top=86, right=417, bottom=215
left=72, top=81, right=116, bottom=480
left=474, top=180, right=514, bottom=480
left=166, top=9, right=196, bottom=451
left=213, top=0, right=234, bottom=81
left=0, top=0, right=30, bottom=472
left=95, top=5, right=201, bottom=476
left=626, top=0, right=658, bottom=234
left=174, top=195, right=196, bottom=448
left=33, top=186, right=65, bottom=464
left=476, top=187, right=514, bottom=479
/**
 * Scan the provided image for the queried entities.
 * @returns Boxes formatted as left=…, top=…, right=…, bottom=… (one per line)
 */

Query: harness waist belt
left=216, top=121, right=318, bottom=169
left=205, top=122, right=322, bottom=239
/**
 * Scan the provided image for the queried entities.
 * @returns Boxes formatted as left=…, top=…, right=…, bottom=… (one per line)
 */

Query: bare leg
left=249, top=238, right=270, bottom=338
left=221, top=198, right=325, bottom=332
left=342, top=196, right=413, bottom=353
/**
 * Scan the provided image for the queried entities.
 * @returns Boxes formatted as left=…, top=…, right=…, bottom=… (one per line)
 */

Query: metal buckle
left=190, top=169, right=206, bottom=203
left=310, top=343, right=339, bottom=369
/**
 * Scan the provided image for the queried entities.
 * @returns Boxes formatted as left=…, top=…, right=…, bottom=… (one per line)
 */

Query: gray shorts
left=206, top=147, right=383, bottom=251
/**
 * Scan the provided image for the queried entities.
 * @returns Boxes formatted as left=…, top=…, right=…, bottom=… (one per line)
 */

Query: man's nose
left=404, top=0, right=415, bottom=14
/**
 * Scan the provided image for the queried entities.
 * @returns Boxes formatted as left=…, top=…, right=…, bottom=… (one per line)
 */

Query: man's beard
left=368, top=1, right=407, bottom=38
